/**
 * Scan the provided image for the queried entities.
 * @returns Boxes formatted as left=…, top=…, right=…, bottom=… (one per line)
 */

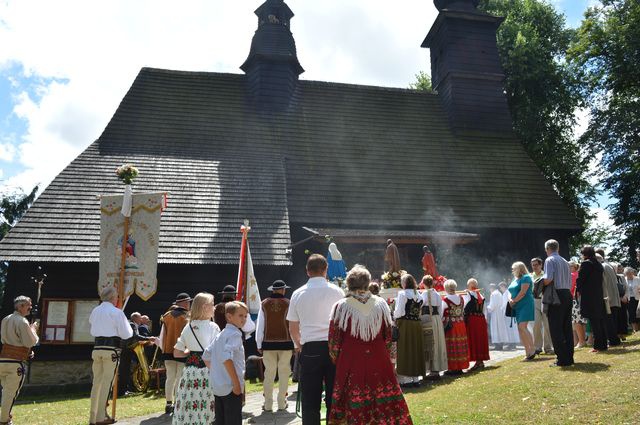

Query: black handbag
left=443, top=318, right=453, bottom=332
left=391, top=325, right=400, bottom=342
left=505, top=302, right=516, bottom=318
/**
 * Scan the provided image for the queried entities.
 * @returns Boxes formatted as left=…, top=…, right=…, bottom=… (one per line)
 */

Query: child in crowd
left=203, top=301, right=249, bottom=425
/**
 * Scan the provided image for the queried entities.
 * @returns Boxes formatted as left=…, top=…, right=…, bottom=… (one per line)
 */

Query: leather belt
left=94, top=336, right=122, bottom=348
left=421, top=306, right=439, bottom=315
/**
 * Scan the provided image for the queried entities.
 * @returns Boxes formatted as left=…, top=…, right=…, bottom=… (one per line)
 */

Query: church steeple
left=422, top=0, right=513, bottom=135
left=241, top=0, right=304, bottom=111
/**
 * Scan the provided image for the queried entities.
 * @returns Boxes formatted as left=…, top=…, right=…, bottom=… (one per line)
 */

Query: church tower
left=422, top=0, right=513, bottom=135
left=241, top=0, right=304, bottom=111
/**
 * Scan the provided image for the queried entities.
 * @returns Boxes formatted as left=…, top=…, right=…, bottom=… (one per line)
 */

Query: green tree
left=569, top=0, right=640, bottom=266
left=0, top=186, right=38, bottom=300
left=409, top=71, right=433, bottom=92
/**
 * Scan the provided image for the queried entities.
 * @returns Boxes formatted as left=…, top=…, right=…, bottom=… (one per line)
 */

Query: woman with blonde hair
left=442, top=279, right=469, bottom=375
left=328, top=265, right=412, bottom=424
left=508, top=262, right=536, bottom=360
left=173, top=292, right=220, bottom=425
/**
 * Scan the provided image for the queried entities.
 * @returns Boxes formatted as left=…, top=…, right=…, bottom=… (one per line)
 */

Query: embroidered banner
left=98, top=193, right=164, bottom=301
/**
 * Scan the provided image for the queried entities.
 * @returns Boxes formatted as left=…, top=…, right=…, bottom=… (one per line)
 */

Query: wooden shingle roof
left=0, top=67, right=580, bottom=263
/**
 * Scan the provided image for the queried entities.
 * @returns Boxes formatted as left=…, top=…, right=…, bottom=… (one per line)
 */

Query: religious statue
left=384, top=239, right=401, bottom=273
left=421, top=245, right=438, bottom=278
left=327, top=242, right=347, bottom=284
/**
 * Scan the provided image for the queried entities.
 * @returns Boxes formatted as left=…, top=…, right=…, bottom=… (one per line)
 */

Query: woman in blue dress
left=508, top=261, right=536, bottom=360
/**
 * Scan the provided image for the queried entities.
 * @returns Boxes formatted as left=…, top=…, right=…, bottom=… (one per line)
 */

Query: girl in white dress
left=173, top=293, right=220, bottom=425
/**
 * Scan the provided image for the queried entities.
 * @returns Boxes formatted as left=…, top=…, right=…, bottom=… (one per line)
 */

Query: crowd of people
left=1, top=241, right=639, bottom=425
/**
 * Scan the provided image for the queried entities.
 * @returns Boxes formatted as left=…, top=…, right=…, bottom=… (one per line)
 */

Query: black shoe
left=525, top=353, right=536, bottom=361
left=534, top=349, right=542, bottom=355
left=165, top=402, right=174, bottom=414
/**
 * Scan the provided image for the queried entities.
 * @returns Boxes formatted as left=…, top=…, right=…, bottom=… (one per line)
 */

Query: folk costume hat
left=175, top=292, right=192, bottom=303
left=267, top=280, right=291, bottom=291
left=218, top=285, right=238, bottom=295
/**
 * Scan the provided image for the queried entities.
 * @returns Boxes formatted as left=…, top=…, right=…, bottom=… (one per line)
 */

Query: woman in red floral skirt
left=442, top=279, right=470, bottom=375
left=463, top=278, right=490, bottom=371
left=328, top=265, right=412, bottom=425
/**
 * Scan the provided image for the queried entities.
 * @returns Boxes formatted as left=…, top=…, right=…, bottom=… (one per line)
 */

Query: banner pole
left=111, top=214, right=129, bottom=420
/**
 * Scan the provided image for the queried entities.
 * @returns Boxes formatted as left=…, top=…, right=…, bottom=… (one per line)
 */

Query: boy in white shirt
left=203, top=301, right=248, bottom=425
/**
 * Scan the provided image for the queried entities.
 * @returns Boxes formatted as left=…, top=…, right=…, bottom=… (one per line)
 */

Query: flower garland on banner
left=116, top=164, right=139, bottom=184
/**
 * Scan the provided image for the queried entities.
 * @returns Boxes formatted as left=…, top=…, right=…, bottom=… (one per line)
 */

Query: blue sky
left=0, top=0, right=612, bottom=225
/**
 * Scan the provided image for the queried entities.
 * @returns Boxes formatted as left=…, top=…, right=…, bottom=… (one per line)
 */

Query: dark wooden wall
left=2, top=226, right=572, bottom=361
left=3, top=262, right=289, bottom=360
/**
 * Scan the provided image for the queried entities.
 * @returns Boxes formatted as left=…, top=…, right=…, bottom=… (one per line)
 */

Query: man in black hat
left=214, top=285, right=238, bottom=330
left=158, top=292, right=191, bottom=414
left=256, top=280, right=294, bottom=412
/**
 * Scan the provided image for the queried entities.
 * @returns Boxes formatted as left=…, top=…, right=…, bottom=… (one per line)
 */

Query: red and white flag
left=236, top=222, right=261, bottom=317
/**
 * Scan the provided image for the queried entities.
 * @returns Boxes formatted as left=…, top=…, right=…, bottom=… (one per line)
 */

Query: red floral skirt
left=444, top=320, right=470, bottom=371
left=329, top=332, right=412, bottom=425
left=466, top=315, right=490, bottom=362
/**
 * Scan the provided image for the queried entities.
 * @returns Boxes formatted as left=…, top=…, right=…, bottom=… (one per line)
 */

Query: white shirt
left=393, top=288, right=421, bottom=319
left=89, top=301, right=133, bottom=340
left=286, top=276, right=345, bottom=345
left=626, top=276, right=640, bottom=299
left=486, top=290, right=503, bottom=313
left=174, top=319, right=220, bottom=352
left=203, top=324, right=245, bottom=396
left=420, top=288, right=443, bottom=318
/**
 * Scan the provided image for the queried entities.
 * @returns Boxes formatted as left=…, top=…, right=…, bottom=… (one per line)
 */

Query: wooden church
left=0, top=0, right=579, bottom=380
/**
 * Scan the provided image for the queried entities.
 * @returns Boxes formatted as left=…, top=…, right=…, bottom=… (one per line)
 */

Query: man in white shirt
left=287, top=254, right=344, bottom=424
left=0, top=296, right=39, bottom=425
left=88, top=287, right=133, bottom=425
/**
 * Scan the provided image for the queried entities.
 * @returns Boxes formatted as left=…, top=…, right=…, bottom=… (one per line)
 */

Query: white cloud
left=0, top=0, right=438, bottom=192
left=0, top=139, right=16, bottom=161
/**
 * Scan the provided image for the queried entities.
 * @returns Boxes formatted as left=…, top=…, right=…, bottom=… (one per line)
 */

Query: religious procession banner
left=98, top=193, right=165, bottom=301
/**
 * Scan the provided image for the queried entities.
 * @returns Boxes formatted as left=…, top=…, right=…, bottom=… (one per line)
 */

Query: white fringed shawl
left=332, top=295, right=393, bottom=342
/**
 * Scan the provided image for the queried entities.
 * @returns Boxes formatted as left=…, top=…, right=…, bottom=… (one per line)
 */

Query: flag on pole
left=236, top=222, right=261, bottom=317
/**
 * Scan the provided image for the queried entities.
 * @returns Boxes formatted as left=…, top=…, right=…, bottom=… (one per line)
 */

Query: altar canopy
left=98, top=193, right=165, bottom=300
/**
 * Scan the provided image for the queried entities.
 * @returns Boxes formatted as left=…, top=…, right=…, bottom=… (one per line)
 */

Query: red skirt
left=466, top=315, right=490, bottom=361
left=329, top=331, right=412, bottom=425
left=444, top=320, right=470, bottom=371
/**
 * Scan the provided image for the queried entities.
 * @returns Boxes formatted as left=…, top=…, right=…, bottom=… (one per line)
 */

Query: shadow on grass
left=17, top=390, right=164, bottom=405
left=561, top=362, right=609, bottom=373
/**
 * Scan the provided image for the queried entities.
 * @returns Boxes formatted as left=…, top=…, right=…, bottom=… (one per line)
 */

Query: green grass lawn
left=404, top=333, right=640, bottom=424
left=12, top=336, right=640, bottom=424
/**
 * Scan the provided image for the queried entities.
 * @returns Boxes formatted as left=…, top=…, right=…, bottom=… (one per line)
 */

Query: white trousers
left=262, top=350, right=292, bottom=410
left=164, top=359, right=185, bottom=403
left=89, top=348, right=120, bottom=424
left=0, top=359, right=25, bottom=422
left=533, top=298, right=553, bottom=352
